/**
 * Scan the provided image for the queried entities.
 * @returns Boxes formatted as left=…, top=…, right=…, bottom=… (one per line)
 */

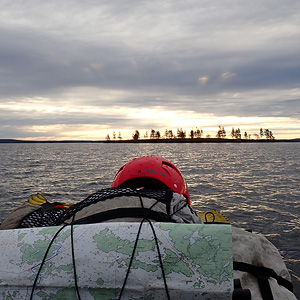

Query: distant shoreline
left=1, top=138, right=299, bottom=143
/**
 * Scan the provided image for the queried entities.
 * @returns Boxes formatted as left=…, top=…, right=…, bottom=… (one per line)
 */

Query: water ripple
left=0, top=142, right=299, bottom=295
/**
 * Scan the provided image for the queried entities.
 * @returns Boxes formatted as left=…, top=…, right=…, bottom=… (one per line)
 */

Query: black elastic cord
left=30, top=220, right=81, bottom=300
left=170, top=201, right=188, bottom=216
left=71, top=214, right=81, bottom=300
left=30, top=224, right=68, bottom=300
left=118, top=197, right=170, bottom=300
left=118, top=218, right=145, bottom=300
left=138, top=193, right=144, bottom=208
left=118, top=197, right=159, bottom=299
left=147, top=218, right=171, bottom=300
left=118, top=219, right=170, bottom=300
left=204, top=211, right=216, bottom=224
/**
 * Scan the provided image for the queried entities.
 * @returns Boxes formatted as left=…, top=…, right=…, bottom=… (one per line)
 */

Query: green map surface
left=0, top=222, right=233, bottom=299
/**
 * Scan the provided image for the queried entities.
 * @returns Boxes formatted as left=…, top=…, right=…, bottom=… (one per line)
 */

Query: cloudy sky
left=1, top=0, right=300, bottom=140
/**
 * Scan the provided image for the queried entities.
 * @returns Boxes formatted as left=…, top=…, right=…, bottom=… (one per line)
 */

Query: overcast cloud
left=0, top=0, right=300, bottom=139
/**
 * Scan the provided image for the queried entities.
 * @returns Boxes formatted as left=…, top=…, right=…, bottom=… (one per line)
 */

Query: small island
left=105, top=127, right=297, bottom=143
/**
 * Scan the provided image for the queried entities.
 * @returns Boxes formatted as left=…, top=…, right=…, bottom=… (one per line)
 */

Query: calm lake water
left=0, top=142, right=299, bottom=297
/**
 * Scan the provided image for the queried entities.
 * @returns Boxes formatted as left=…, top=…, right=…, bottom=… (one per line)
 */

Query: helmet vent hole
left=174, top=184, right=177, bottom=188
left=162, top=161, right=174, bottom=169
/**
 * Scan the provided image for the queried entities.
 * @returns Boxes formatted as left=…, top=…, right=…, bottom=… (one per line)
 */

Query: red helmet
left=112, top=155, right=190, bottom=204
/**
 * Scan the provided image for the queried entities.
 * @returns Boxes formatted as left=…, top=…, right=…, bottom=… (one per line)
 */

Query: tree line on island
left=106, top=127, right=275, bottom=141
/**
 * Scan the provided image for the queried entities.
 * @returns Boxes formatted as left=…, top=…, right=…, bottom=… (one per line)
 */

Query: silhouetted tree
left=165, top=129, right=174, bottom=139
left=260, top=128, right=264, bottom=139
left=168, top=130, right=174, bottom=138
left=231, top=128, right=235, bottom=139
left=264, top=129, right=275, bottom=140
left=150, top=129, right=156, bottom=139
left=264, top=129, right=271, bottom=139
left=164, top=129, right=168, bottom=138
left=113, top=132, right=116, bottom=140
left=118, top=132, right=122, bottom=140
left=177, top=128, right=186, bottom=138
left=216, top=126, right=226, bottom=138
left=269, top=131, right=275, bottom=140
left=235, top=128, right=241, bottom=139
left=194, top=128, right=203, bottom=138
left=144, top=131, right=148, bottom=139
left=222, top=127, right=226, bottom=138
left=189, top=129, right=194, bottom=139
left=231, top=128, right=241, bottom=139
left=132, top=130, right=140, bottom=141
left=105, top=134, right=110, bottom=140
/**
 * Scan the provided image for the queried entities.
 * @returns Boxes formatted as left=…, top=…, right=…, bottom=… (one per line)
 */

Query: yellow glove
left=28, top=193, right=47, bottom=205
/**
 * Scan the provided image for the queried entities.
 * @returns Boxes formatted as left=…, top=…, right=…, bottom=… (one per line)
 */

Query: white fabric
left=170, top=193, right=203, bottom=224
left=232, top=226, right=297, bottom=300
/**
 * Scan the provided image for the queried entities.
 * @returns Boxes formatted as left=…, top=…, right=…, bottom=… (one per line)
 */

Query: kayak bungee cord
left=70, top=215, right=81, bottom=300
left=171, top=200, right=188, bottom=216
left=118, top=194, right=171, bottom=300
left=117, top=217, right=171, bottom=300
left=147, top=218, right=171, bottom=300
left=204, top=211, right=216, bottom=224
left=30, top=218, right=81, bottom=300
left=118, top=217, right=145, bottom=299
left=29, top=224, right=68, bottom=300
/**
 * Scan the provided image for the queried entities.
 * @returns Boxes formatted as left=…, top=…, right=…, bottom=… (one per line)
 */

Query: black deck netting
left=18, top=187, right=171, bottom=228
